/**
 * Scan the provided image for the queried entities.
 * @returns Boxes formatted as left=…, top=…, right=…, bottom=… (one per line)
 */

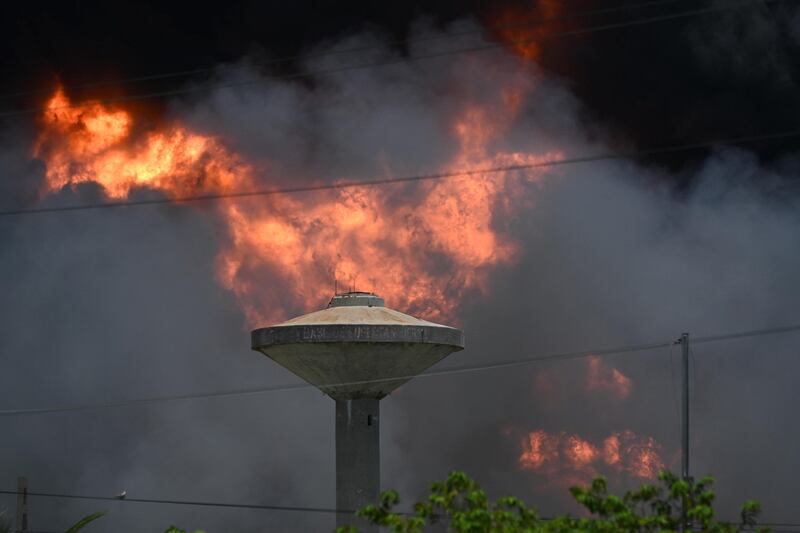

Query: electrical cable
left=1, top=127, right=799, bottom=218
left=2, top=486, right=800, bottom=528
left=0, top=338, right=673, bottom=417
left=0, top=488, right=349, bottom=515
left=1, top=322, right=799, bottom=417
left=0, top=0, right=775, bottom=119
left=0, top=0, right=706, bottom=101
left=694, top=323, right=800, bottom=344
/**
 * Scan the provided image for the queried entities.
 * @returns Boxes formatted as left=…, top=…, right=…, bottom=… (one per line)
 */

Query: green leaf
left=342, top=469, right=766, bottom=533
left=65, top=511, right=106, bottom=533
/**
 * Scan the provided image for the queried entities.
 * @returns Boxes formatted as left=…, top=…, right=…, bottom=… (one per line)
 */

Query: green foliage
left=162, top=526, right=206, bottom=533
left=65, top=511, right=107, bottom=533
left=336, top=470, right=769, bottom=533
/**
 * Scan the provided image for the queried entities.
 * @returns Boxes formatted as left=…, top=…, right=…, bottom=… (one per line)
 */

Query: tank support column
left=335, top=398, right=380, bottom=532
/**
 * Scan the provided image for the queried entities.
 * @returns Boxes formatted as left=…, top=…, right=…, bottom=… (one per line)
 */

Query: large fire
left=517, top=361, right=664, bottom=484
left=34, top=90, right=250, bottom=199
left=518, top=429, right=665, bottom=483
left=34, top=81, right=664, bottom=488
left=33, top=87, right=560, bottom=324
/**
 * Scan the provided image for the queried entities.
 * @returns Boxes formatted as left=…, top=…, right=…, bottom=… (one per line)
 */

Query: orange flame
left=608, top=430, right=665, bottom=479
left=518, top=429, right=664, bottom=483
left=35, top=88, right=251, bottom=199
left=519, top=430, right=561, bottom=470
left=603, top=433, right=621, bottom=466
left=33, top=87, right=561, bottom=324
left=490, top=0, right=563, bottom=62
left=585, top=356, right=632, bottom=399
left=565, top=435, right=598, bottom=468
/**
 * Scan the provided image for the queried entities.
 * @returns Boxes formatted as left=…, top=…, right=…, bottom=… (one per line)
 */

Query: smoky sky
left=3, top=0, right=799, bottom=176
left=2, top=3, right=800, bottom=533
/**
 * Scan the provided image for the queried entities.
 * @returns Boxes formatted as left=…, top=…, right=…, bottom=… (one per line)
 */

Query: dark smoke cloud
left=388, top=147, right=800, bottom=516
left=688, top=1, right=796, bottom=84
left=1, top=16, right=799, bottom=532
left=533, top=0, right=800, bottom=172
left=5, top=0, right=800, bottom=176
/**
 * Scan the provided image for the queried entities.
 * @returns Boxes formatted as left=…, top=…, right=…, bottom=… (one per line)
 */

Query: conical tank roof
left=251, top=292, right=464, bottom=399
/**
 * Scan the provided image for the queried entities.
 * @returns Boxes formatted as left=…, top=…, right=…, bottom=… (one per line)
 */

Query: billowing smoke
left=1, top=13, right=799, bottom=533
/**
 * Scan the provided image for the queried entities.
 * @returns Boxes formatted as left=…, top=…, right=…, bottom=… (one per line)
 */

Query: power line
left=694, top=323, right=800, bottom=344
left=2, top=127, right=799, bottom=218
left=1, top=322, right=799, bottom=417
left=0, top=0, right=701, bottom=101
left=0, top=0, right=773, bottom=119
left=0, top=488, right=348, bottom=516
left=0, top=339, right=673, bottom=417
left=1, top=487, right=798, bottom=529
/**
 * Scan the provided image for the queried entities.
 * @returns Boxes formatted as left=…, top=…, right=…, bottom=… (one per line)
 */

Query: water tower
left=251, top=291, right=464, bottom=530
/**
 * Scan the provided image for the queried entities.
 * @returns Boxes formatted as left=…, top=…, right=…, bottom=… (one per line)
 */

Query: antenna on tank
left=333, top=266, right=341, bottom=296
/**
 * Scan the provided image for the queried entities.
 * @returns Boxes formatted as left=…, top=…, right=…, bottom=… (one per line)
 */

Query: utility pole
left=680, top=332, right=689, bottom=483
left=676, top=332, right=690, bottom=531
left=15, top=476, right=29, bottom=533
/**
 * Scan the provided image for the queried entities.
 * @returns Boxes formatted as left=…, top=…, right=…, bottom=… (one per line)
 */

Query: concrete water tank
left=251, top=291, right=464, bottom=529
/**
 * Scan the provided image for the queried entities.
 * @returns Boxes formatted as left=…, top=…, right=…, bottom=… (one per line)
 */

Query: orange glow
left=491, top=0, right=563, bottom=62
left=518, top=429, right=664, bottom=482
left=519, top=430, right=560, bottom=470
left=586, top=356, right=632, bottom=399
left=565, top=435, right=598, bottom=467
left=610, top=430, right=665, bottom=479
left=35, top=88, right=251, bottom=199
left=33, top=87, right=561, bottom=325
left=603, top=433, right=621, bottom=465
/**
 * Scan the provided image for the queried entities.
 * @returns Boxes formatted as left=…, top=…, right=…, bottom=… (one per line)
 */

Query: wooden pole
left=15, top=476, right=28, bottom=533
left=678, top=333, right=691, bottom=531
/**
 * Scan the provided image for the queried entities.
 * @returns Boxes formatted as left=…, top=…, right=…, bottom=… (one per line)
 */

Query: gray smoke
left=688, top=0, right=799, bottom=85
left=1, top=18, right=799, bottom=532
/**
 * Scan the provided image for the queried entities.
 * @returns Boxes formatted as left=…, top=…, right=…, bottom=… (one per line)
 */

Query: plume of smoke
left=0, top=19, right=799, bottom=532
